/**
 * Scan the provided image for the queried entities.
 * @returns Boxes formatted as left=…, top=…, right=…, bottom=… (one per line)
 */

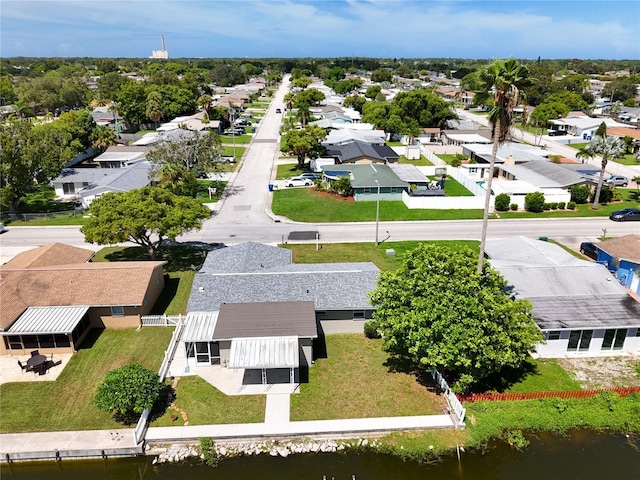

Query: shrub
left=591, top=187, right=613, bottom=204
left=510, top=203, right=518, bottom=211
left=569, top=185, right=591, bottom=204
left=612, top=191, right=624, bottom=202
left=549, top=202, right=558, bottom=210
left=525, top=192, right=545, bottom=212
left=495, top=193, right=511, bottom=211
left=543, top=203, right=551, bottom=210
left=364, top=320, right=381, bottom=339
left=558, top=201, right=566, bottom=209
left=567, top=201, right=576, bottom=210
left=450, top=157, right=462, bottom=168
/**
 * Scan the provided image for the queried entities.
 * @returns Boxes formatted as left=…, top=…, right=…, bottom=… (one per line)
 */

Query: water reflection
left=2, top=431, right=639, bottom=480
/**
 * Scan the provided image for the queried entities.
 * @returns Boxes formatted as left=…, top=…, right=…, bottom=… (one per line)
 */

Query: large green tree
left=370, top=244, right=542, bottom=393
left=474, top=59, right=531, bottom=272
left=81, top=187, right=210, bottom=259
left=280, top=125, right=327, bottom=167
left=94, top=363, right=165, bottom=423
left=146, top=130, right=222, bottom=177
left=0, top=118, right=74, bottom=214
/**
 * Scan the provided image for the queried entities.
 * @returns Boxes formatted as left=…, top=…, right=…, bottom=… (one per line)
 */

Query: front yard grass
left=219, top=134, right=252, bottom=144
left=276, top=162, right=307, bottom=179
left=221, top=146, right=246, bottom=158
left=272, top=188, right=484, bottom=222
left=283, top=240, right=479, bottom=272
left=151, top=377, right=265, bottom=426
left=505, top=358, right=583, bottom=393
left=0, top=327, right=173, bottom=433
left=399, top=155, right=434, bottom=166
left=290, top=334, right=447, bottom=421
left=497, top=198, right=639, bottom=219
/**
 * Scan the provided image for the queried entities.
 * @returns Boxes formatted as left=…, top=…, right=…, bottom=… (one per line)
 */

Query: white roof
left=445, top=133, right=492, bottom=143
left=8, top=306, right=89, bottom=334
left=94, top=151, right=146, bottom=163
left=182, top=311, right=219, bottom=342
left=228, top=336, right=299, bottom=369
left=491, top=180, right=539, bottom=195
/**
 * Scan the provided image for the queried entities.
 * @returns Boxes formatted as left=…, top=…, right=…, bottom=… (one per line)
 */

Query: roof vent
left=198, top=287, right=205, bottom=292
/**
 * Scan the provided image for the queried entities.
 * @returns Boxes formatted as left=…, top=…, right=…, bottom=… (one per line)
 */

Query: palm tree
left=575, top=146, right=595, bottom=164
left=197, top=94, right=213, bottom=122
left=582, top=133, right=626, bottom=210
left=296, top=102, right=311, bottom=127
left=107, top=101, right=121, bottom=132
left=474, top=59, right=531, bottom=272
left=283, top=92, right=295, bottom=112
left=146, top=91, right=164, bottom=128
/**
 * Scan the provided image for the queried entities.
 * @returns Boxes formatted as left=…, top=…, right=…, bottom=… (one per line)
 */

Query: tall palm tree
left=475, top=59, right=531, bottom=273
left=197, top=94, right=213, bottom=122
left=146, top=91, right=164, bottom=128
left=582, top=133, right=626, bottom=210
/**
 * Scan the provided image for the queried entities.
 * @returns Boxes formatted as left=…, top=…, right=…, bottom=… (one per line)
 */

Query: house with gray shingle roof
left=487, top=237, right=640, bottom=357
left=180, top=243, right=380, bottom=379
left=324, top=140, right=399, bottom=165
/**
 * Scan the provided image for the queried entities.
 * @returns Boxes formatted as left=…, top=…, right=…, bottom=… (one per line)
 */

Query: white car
left=0, top=222, right=6, bottom=234
left=285, top=176, right=312, bottom=187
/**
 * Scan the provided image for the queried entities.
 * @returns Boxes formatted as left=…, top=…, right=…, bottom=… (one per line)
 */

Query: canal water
left=2, top=431, right=639, bottom=479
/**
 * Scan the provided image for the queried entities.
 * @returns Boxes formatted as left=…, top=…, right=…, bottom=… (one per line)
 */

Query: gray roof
left=325, top=140, right=399, bottom=163
left=79, top=162, right=152, bottom=195
left=493, top=263, right=640, bottom=329
left=388, top=164, right=429, bottom=184
left=486, top=237, right=587, bottom=266
left=188, top=243, right=379, bottom=312
left=214, top=301, right=317, bottom=339
left=499, top=161, right=586, bottom=188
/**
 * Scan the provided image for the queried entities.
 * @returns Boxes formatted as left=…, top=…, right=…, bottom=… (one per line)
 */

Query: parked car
left=223, top=128, right=245, bottom=136
left=609, top=208, right=640, bottom=221
left=0, top=222, right=6, bottom=234
left=299, top=172, right=321, bottom=180
left=607, top=175, right=629, bottom=187
left=548, top=130, right=567, bottom=136
left=285, top=176, right=312, bottom=187
left=275, top=108, right=282, bottom=113
left=579, top=242, right=598, bottom=260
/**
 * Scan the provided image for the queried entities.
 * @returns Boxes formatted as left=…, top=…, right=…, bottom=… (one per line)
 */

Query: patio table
left=26, top=354, right=47, bottom=369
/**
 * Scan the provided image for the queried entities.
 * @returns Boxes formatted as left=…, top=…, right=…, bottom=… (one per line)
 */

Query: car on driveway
left=223, top=128, right=245, bottom=136
left=607, top=175, right=629, bottom=187
left=285, top=176, right=312, bottom=187
left=299, top=172, right=321, bottom=181
left=609, top=208, right=640, bottom=221
left=579, top=242, right=598, bottom=260
left=548, top=130, right=567, bottom=136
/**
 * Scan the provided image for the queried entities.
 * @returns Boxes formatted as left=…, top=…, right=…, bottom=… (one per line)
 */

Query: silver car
left=608, top=175, right=628, bottom=187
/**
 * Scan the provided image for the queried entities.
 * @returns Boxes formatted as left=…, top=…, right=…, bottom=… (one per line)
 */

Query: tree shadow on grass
left=103, top=246, right=207, bottom=272
left=383, top=355, right=439, bottom=393
left=471, top=358, right=539, bottom=394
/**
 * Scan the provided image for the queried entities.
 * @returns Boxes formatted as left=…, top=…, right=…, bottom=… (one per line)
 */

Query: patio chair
left=17, top=360, right=28, bottom=372
left=30, top=350, right=39, bottom=357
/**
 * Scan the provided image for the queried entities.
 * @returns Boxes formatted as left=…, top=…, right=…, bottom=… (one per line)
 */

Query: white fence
left=133, top=315, right=186, bottom=445
left=140, top=314, right=185, bottom=326
left=402, top=190, right=489, bottom=210
left=431, top=368, right=466, bottom=426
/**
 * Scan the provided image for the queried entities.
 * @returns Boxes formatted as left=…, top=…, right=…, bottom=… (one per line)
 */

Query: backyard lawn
left=0, top=327, right=173, bottom=433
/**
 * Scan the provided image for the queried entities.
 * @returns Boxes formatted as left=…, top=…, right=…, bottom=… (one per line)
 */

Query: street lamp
left=375, top=180, right=380, bottom=246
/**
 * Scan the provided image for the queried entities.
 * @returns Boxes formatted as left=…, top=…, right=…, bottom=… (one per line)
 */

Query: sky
left=1, top=0, right=639, bottom=60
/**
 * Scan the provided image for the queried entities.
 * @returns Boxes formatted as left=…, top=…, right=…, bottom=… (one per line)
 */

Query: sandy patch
left=557, top=356, right=640, bottom=389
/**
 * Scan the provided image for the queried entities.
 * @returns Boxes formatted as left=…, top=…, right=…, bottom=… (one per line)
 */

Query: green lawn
left=613, top=154, right=640, bottom=166
left=4, top=212, right=88, bottom=226
left=427, top=175, right=474, bottom=196
left=151, top=377, right=265, bottom=426
left=0, top=328, right=173, bottom=433
left=221, top=146, right=246, bottom=158
left=399, top=155, right=434, bottom=166
left=272, top=188, right=484, bottom=222
left=506, top=358, right=583, bottom=393
left=436, top=154, right=459, bottom=165
left=290, top=334, right=446, bottom=421
left=283, top=240, right=479, bottom=272
left=219, top=134, right=252, bottom=144
left=276, top=162, right=307, bottom=179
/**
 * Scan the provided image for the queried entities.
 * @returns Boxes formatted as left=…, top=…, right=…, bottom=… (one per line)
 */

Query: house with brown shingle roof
left=0, top=244, right=166, bottom=355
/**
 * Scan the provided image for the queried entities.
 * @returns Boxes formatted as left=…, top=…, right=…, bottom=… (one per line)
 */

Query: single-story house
left=181, top=242, right=379, bottom=383
left=607, top=127, right=640, bottom=154
left=591, top=235, right=640, bottom=295
left=324, top=140, right=400, bottom=165
left=322, top=129, right=386, bottom=147
left=442, top=130, right=492, bottom=146
left=322, top=163, right=416, bottom=201
left=52, top=161, right=154, bottom=208
left=486, top=237, right=640, bottom=357
left=92, top=146, right=149, bottom=168
left=0, top=243, right=166, bottom=355
left=549, top=116, right=628, bottom=140
left=156, top=112, right=222, bottom=133
left=462, top=142, right=549, bottom=165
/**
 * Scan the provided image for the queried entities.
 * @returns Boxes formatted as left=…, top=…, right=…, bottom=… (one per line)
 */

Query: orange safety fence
left=460, top=386, right=640, bottom=403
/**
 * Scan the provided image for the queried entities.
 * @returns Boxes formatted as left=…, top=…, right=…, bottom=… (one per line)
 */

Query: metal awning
left=7, top=306, right=90, bottom=335
left=228, top=336, right=299, bottom=369
left=182, top=311, right=219, bottom=342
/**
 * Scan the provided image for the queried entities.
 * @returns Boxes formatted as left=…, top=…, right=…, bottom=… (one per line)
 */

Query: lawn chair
left=17, top=360, right=28, bottom=372
left=30, top=350, right=39, bottom=357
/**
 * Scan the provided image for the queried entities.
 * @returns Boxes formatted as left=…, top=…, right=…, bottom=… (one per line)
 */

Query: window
left=111, top=306, right=124, bottom=316
left=363, top=187, right=371, bottom=194
left=567, top=330, right=593, bottom=352
left=62, top=183, right=75, bottom=195
left=353, top=310, right=365, bottom=318
left=602, top=329, right=627, bottom=351
left=635, top=328, right=640, bottom=337
left=546, top=331, right=561, bottom=341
